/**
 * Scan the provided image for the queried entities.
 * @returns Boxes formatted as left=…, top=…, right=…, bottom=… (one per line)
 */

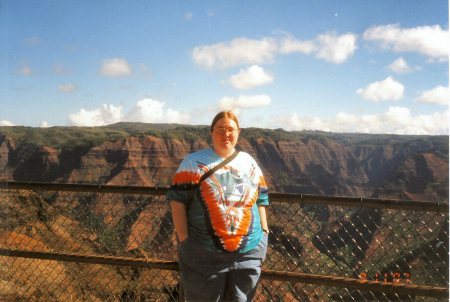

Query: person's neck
left=213, top=147, right=235, bottom=159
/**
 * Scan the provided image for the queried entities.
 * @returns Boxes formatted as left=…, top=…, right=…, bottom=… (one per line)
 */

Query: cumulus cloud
left=279, top=36, right=315, bottom=54
left=363, top=24, right=449, bottom=61
left=357, top=76, right=405, bottom=102
left=219, top=95, right=271, bottom=111
left=16, top=62, right=33, bottom=76
left=280, top=32, right=357, bottom=64
left=417, top=85, right=449, bottom=105
left=99, top=58, right=132, bottom=77
left=282, top=107, right=448, bottom=135
left=193, top=32, right=357, bottom=69
left=192, top=37, right=278, bottom=69
left=124, top=98, right=190, bottom=123
left=58, top=83, right=76, bottom=93
left=0, top=120, right=15, bottom=126
left=314, top=32, right=358, bottom=64
left=388, top=57, right=412, bottom=73
left=40, top=121, right=50, bottom=128
left=69, top=104, right=123, bottom=126
left=228, top=65, right=274, bottom=90
left=68, top=99, right=190, bottom=126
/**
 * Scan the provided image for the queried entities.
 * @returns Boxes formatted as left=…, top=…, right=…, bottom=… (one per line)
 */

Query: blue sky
left=1, top=1, right=448, bottom=134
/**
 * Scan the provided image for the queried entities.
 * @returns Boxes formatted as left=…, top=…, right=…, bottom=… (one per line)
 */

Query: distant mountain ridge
left=0, top=123, right=448, bottom=201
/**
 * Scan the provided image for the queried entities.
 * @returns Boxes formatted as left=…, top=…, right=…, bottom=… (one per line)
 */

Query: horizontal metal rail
left=0, top=248, right=447, bottom=299
left=262, top=270, right=449, bottom=299
left=0, top=181, right=168, bottom=195
left=1, top=181, right=448, bottom=212
left=0, top=248, right=179, bottom=270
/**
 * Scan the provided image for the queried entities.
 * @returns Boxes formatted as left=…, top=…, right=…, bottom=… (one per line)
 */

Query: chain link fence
left=0, top=182, right=448, bottom=301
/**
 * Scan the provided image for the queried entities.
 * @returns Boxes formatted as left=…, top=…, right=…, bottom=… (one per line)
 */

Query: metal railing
left=0, top=181, right=448, bottom=301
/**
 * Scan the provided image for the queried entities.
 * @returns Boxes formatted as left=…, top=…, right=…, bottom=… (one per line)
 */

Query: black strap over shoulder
left=198, top=150, right=239, bottom=185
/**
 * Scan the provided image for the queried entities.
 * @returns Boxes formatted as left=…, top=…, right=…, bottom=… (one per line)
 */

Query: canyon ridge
left=0, top=122, right=448, bottom=201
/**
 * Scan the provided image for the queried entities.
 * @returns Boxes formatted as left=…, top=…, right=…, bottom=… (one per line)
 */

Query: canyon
left=0, top=123, right=448, bottom=301
left=0, top=123, right=448, bottom=201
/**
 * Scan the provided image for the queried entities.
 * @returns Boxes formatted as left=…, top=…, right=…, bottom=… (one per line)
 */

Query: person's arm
left=258, top=205, right=269, bottom=233
left=170, top=200, right=188, bottom=242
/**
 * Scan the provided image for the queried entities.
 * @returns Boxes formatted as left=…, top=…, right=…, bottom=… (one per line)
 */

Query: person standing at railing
left=167, top=111, right=270, bottom=301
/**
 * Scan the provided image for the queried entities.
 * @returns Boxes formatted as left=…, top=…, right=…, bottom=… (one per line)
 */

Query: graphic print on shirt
left=200, top=163, right=260, bottom=252
left=170, top=161, right=208, bottom=190
left=168, top=150, right=268, bottom=252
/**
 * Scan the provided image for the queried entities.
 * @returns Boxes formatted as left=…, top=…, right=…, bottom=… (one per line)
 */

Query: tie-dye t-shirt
left=167, top=148, right=269, bottom=253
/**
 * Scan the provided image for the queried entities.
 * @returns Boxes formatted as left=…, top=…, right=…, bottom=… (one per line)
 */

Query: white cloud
left=124, top=98, right=190, bottom=123
left=314, top=32, right=357, bottom=64
left=388, top=57, right=412, bottom=73
left=357, top=76, right=405, bottom=102
left=219, top=95, right=271, bottom=111
left=40, top=121, right=50, bottom=128
left=228, top=65, right=274, bottom=90
left=58, top=83, right=76, bottom=93
left=417, top=85, right=449, bottom=105
left=363, top=24, right=449, bottom=61
left=280, top=32, right=357, bottom=63
left=0, top=120, right=15, bottom=126
left=279, top=36, right=315, bottom=54
left=16, top=62, right=33, bottom=76
left=69, top=104, right=123, bottom=126
left=192, top=37, right=278, bottom=69
left=99, top=58, right=132, bottom=77
left=68, top=99, right=191, bottom=126
left=281, top=107, right=448, bottom=135
left=193, top=32, right=357, bottom=69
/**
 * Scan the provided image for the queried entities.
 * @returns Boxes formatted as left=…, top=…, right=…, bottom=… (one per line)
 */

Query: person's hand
left=178, top=235, right=188, bottom=243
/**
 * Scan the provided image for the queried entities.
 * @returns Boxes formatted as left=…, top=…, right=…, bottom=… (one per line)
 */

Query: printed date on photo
left=359, top=272, right=412, bottom=284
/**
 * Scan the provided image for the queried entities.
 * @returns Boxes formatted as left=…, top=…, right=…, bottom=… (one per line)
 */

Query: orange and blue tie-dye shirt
left=167, top=148, right=269, bottom=253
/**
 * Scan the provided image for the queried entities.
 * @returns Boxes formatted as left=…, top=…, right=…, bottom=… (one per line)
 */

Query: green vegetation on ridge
left=1, top=123, right=447, bottom=156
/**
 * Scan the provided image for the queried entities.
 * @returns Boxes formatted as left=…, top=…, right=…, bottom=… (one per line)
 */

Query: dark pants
left=178, top=233, right=268, bottom=302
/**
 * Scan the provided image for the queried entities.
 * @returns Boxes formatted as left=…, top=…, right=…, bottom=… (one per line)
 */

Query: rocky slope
left=0, top=124, right=448, bottom=201
left=0, top=124, right=448, bottom=301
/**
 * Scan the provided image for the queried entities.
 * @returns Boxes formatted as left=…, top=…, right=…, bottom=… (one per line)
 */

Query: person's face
left=211, top=118, right=240, bottom=157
